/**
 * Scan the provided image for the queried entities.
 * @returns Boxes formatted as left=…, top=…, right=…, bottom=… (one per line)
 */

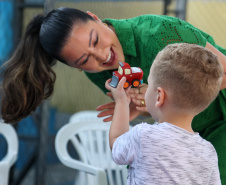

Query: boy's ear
left=155, top=87, right=165, bottom=108
left=87, top=11, right=102, bottom=22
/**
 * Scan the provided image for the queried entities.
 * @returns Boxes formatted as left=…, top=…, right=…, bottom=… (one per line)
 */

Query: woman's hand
left=96, top=82, right=148, bottom=122
left=129, top=83, right=148, bottom=112
left=96, top=98, right=141, bottom=122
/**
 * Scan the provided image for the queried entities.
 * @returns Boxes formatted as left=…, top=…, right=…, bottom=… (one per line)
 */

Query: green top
left=85, top=14, right=226, bottom=135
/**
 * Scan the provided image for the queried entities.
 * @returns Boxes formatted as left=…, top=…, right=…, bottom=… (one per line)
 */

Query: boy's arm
left=208, top=161, right=221, bottom=185
left=109, top=98, right=130, bottom=150
left=105, top=77, right=131, bottom=150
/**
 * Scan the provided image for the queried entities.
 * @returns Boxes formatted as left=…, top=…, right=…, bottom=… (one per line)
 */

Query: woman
left=1, top=7, right=226, bottom=183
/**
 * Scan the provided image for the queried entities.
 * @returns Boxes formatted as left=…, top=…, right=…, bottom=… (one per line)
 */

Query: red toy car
left=109, top=62, right=143, bottom=88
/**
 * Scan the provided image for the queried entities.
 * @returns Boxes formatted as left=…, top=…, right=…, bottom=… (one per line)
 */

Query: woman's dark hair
left=1, top=7, right=94, bottom=123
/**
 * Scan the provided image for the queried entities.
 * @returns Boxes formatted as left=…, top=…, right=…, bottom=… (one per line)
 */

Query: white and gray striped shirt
left=112, top=122, right=221, bottom=185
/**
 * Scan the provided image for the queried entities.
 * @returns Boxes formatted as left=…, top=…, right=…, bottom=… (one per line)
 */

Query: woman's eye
left=81, top=57, right=89, bottom=66
left=94, top=35, right=99, bottom=46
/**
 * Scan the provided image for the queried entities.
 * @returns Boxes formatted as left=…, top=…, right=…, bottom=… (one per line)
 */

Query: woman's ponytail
left=1, top=8, right=94, bottom=123
left=1, top=14, right=56, bottom=123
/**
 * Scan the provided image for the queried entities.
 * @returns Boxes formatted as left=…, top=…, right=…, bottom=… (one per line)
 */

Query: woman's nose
left=90, top=48, right=107, bottom=62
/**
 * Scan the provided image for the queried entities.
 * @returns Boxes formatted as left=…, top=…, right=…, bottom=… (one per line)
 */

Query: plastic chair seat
left=55, top=119, right=129, bottom=185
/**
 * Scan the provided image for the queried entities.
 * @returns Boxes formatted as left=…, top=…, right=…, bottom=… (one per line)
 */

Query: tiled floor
left=17, top=164, right=77, bottom=185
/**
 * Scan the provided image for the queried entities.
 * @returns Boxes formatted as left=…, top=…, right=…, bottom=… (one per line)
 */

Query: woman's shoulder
left=103, top=14, right=187, bottom=35
left=128, top=14, right=184, bottom=25
left=104, top=14, right=182, bottom=25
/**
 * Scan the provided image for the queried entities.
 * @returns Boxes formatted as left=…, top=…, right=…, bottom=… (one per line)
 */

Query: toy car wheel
left=124, top=81, right=130, bottom=89
left=132, top=80, right=140, bottom=87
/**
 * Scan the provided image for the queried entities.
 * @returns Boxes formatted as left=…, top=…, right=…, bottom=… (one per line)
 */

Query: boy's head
left=145, top=43, right=224, bottom=120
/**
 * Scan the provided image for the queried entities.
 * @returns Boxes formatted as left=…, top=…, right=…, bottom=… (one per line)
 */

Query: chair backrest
left=55, top=120, right=128, bottom=185
left=0, top=122, right=18, bottom=185
left=68, top=110, right=104, bottom=123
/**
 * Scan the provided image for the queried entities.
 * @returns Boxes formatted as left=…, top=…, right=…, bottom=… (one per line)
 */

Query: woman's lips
left=102, top=47, right=117, bottom=67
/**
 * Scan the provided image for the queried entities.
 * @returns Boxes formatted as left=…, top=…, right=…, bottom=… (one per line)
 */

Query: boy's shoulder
left=135, top=122, right=217, bottom=153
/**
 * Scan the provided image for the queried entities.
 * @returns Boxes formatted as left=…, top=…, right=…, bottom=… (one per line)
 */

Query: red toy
left=109, top=62, right=143, bottom=88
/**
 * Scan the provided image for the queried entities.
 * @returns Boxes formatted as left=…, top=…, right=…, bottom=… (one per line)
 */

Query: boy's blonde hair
left=151, top=43, right=224, bottom=114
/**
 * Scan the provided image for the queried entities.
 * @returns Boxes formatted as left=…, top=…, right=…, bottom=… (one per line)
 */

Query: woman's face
left=60, top=14, right=124, bottom=73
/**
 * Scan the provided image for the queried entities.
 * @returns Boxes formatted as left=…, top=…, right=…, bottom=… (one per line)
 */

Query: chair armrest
left=55, top=128, right=108, bottom=185
left=0, top=123, right=18, bottom=166
left=0, top=161, right=10, bottom=185
left=57, top=154, right=108, bottom=185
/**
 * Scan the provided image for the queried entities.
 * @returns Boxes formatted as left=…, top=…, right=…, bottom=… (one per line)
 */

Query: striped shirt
left=112, top=122, right=221, bottom=185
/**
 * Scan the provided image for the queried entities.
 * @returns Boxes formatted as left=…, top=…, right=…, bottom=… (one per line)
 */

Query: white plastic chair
left=68, top=110, right=105, bottom=123
left=0, top=122, right=18, bottom=185
left=55, top=120, right=129, bottom=185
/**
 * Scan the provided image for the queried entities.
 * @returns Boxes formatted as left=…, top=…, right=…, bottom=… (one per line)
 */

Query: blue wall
left=0, top=1, right=13, bottom=65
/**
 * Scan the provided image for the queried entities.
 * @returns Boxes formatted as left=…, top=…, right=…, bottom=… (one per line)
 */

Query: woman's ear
left=155, top=87, right=165, bottom=108
left=87, top=11, right=102, bottom=22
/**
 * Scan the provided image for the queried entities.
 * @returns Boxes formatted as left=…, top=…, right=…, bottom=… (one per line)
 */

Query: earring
left=103, top=22, right=108, bottom=27
left=78, top=69, right=83, bottom=72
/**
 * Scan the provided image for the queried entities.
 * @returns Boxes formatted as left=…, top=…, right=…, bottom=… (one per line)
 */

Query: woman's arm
left=96, top=93, right=141, bottom=122
left=205, top=42, right=226, bottom=89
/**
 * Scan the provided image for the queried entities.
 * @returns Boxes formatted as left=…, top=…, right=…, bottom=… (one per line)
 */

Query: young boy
left=105, top=43, right=223, bottom=185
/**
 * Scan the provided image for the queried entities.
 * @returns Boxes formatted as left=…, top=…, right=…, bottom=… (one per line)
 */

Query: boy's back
left=107, top=43, right=223, bottom=185
left=112, top=122, right=221, bottom=185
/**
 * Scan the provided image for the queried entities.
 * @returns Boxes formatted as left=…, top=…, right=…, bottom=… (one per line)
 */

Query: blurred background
left=0, top=0, right=226, bottom=184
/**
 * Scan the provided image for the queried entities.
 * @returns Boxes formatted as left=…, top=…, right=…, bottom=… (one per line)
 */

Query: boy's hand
left=105, top=77, right=131, bottom=104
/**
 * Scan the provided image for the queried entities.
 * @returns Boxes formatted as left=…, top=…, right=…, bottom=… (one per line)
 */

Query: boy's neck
left=158, top=114, right=195, bottom=133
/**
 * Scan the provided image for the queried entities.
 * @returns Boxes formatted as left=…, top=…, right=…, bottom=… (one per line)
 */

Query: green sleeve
left=149, top=15, right=207, bottom=48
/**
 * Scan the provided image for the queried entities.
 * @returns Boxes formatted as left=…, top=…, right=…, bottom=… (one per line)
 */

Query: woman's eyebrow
left=74, top=29, right=94, bottom=64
